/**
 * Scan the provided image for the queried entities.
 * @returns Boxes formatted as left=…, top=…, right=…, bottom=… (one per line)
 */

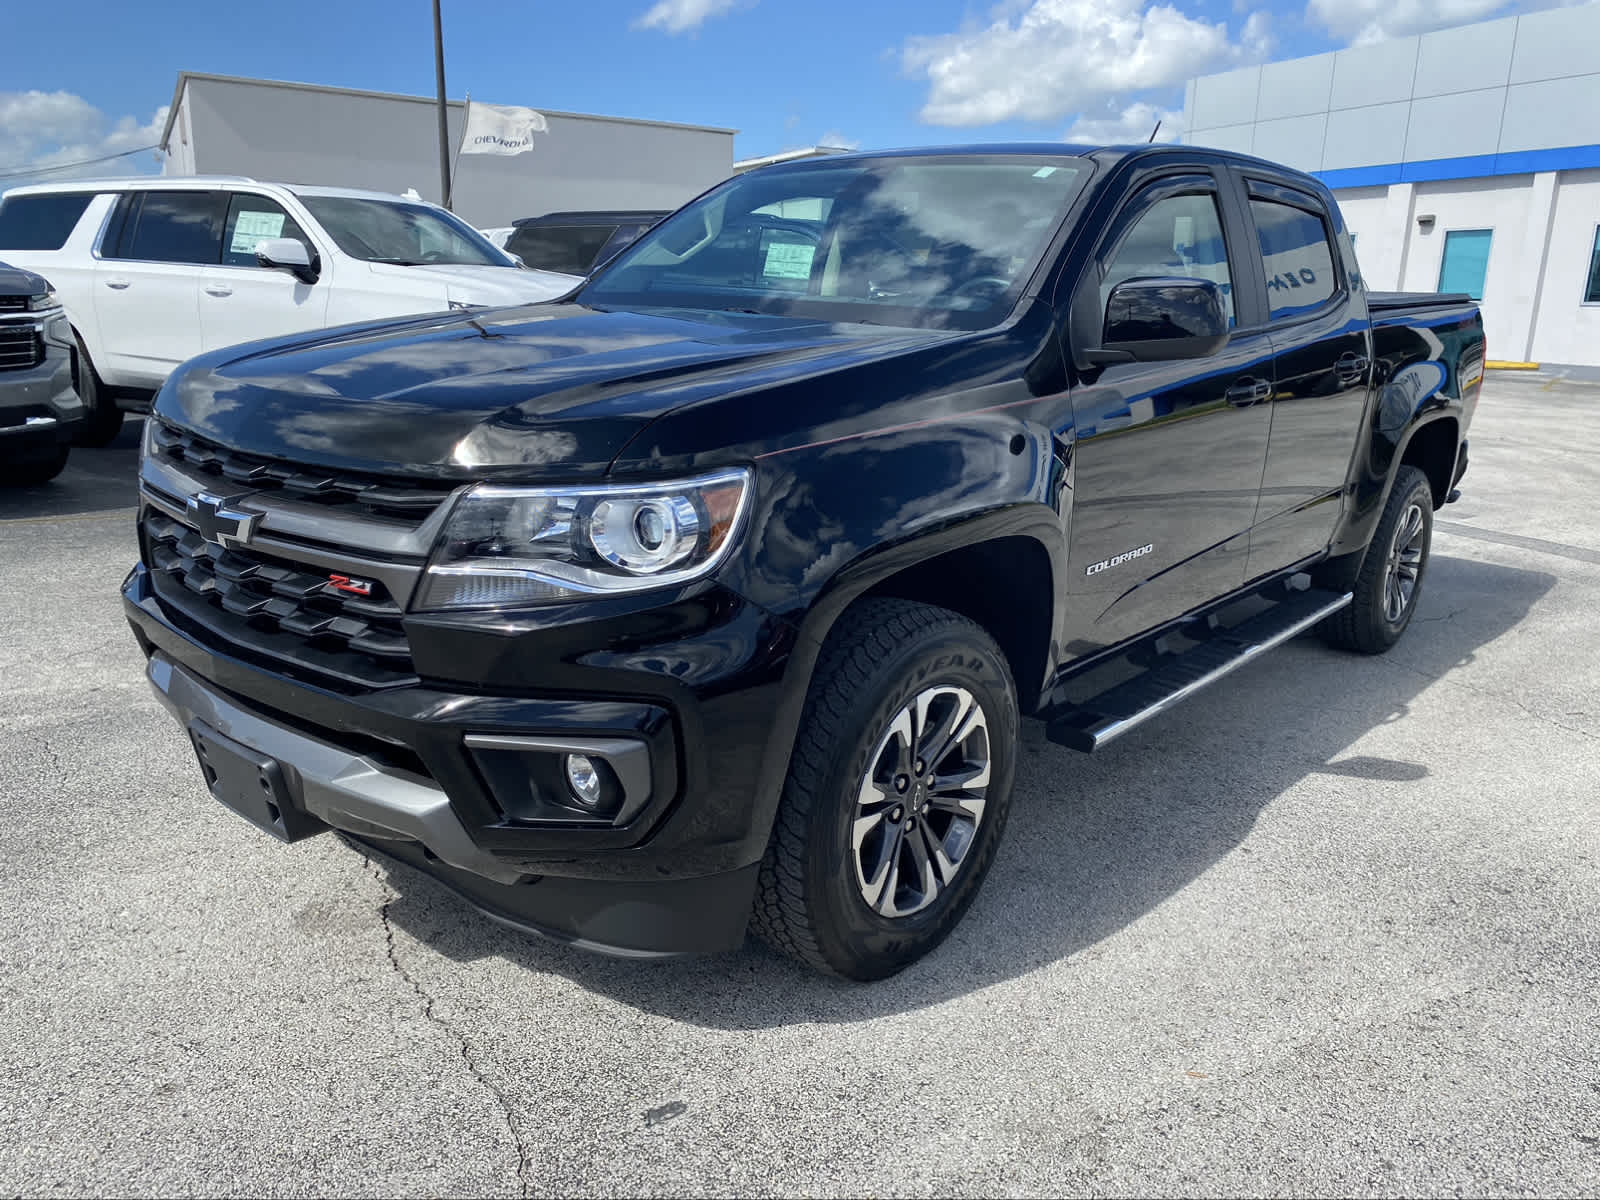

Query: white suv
left=0, top=177, right=581, bottom=444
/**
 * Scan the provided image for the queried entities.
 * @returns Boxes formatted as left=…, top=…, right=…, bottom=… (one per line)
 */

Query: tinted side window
left=1102, top=191, right=1234, bottom=324
left=1250, top=198, right=1337, bottom=318
left=115, top=192, right=223, bottom=265
left=0, top=193, right=96, bottom=250
left=220, top=194, right=308, bottom=267
left=507, top=224, right=616, bottom=274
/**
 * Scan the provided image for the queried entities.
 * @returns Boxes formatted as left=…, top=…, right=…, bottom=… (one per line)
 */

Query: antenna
left=1148, top=120, right=1162, bottom=143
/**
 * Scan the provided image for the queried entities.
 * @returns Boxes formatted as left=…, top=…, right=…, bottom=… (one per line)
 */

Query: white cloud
left=901, top=0, right=1260, bottom=127
left=1064, top=101, right=1183, bottom=144
left=817, top=130, right=861, bottom=150
left=633, top=0, right=746, bottom=34
left=0, top=90, right=166, bottom=183
left=1305, top=0, right=1509, bottom=44
left=1240, top=8, right=1274, bottom=57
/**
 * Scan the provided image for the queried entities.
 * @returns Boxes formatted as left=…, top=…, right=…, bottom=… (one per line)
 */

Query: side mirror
left=1090, top=276, right=1228, bottom=364
left=255, top=237, right=319, bottom=284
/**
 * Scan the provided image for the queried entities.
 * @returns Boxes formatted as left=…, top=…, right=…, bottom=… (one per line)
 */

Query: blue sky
left=0, top=0, right=1578, bottom=182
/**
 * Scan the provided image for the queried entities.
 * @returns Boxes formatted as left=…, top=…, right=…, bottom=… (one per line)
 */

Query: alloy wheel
left=851, top=685, right=991, bottom=919
left=1383, top=501, right=1426, bottom=623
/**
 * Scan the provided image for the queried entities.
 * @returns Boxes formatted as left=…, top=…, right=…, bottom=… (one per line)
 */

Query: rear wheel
left=1319, top=465, right=1433, bottom=654
left=71, top=336, right=124, bottom=447
left=7, top=445, right=70, bottom=486
left=752, top=599, right=1019, bottom=980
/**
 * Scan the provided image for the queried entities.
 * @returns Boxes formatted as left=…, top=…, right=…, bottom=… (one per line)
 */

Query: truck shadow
left=0, top=417, right=143, bottom=520
left=370, top=551, right=1554, bottom=1027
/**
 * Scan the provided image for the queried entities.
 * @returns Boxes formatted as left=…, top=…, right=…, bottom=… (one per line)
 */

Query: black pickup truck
left=124, top=145, right=1483, bottom=979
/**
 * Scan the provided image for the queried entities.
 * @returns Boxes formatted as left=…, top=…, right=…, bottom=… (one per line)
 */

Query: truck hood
left=0, top=260, right=50, bottom=297
left=363, top=261, right=580, bottom=305
left=159, top=303, right=952, bottom=478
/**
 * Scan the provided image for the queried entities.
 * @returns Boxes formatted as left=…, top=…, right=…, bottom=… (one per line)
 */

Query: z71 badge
left=1086, top=543, right=1154, bottom=576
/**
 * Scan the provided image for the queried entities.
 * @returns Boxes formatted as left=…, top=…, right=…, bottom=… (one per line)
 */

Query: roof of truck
left=1, top=177, right=441, bottom=206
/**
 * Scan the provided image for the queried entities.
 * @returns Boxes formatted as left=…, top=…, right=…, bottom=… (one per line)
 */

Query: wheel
left=71, top=336, right=124, bottom=447
left=7, top=445, right=70, bottom=485
left=1319, top=465, right=1433, bottom=654
left=752, top=599, right=1019, bottom=980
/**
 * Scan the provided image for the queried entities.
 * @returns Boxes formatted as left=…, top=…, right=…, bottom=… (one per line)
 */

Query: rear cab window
left=0, top=192, right=97, bottom=250
left=1245, top=184, right=1340, bottom=319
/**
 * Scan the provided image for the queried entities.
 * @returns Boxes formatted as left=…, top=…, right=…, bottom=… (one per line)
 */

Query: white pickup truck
left=0, top=178, right=580, bottom=444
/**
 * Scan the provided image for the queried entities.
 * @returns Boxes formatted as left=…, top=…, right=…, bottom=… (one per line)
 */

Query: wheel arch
left=746, top=509, right=1063, bottom=856
left=1396, top=413, right=1461, bottom=510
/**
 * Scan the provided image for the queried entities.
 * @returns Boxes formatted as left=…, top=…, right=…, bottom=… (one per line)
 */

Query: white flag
left=460, top=102, right=548, bottom=156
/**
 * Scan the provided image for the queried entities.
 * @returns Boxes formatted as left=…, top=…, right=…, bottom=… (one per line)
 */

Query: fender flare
left=742, top=503, right=1064, bottom=854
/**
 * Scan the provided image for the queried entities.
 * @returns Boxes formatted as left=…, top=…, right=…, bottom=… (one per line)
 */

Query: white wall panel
left=1403, top=90, right=1508, bottom=163
left=1528, top=169, right=1600, bottom=365
left=1330, top=38, right=1420, bottom=110
left=1321, top=103, right=1411, bottom=171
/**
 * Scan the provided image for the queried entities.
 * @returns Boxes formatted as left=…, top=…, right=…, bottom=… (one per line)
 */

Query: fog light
left=564, top=754, right=603, bottom=809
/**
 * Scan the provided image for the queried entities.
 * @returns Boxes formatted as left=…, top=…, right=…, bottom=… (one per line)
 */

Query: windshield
left=579, top=157, right=1088, bottom=329
left=298, top=196, right=511, bottom=267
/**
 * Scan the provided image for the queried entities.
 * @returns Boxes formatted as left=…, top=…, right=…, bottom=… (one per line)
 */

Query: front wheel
left=6, top=445, right=70, bottom=486
left=753, top=599, right=1019, bottom=980
left=1320, top=465, right=1434, bottom=654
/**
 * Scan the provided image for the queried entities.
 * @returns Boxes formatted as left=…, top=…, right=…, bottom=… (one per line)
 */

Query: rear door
left=94, top=190, right=223, bottom=385
left=1235, top=176, right=1373, bottom=579
left=198, top=192, right=331, bottom=353
left=1059, top=167, right=1275, bottom=650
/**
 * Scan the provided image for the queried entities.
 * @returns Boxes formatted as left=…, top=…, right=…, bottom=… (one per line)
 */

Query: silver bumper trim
left=147, top=653, right=526, bottom=884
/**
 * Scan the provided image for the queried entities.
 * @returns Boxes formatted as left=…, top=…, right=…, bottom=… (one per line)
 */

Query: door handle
left=104, top=278, right=131, bottom=290
left=1335, top=352, right=1370, bottom=382
left=204, top=284, right=233, bottom=297
left=1225, top=378, right=1272, bottom=407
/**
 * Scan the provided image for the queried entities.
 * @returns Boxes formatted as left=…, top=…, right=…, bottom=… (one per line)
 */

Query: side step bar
left=1045, top=588, right=1352, bottom=753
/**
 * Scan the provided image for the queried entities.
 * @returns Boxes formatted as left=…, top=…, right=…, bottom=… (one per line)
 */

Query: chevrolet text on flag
left=461, top=102, right=548, bottom=155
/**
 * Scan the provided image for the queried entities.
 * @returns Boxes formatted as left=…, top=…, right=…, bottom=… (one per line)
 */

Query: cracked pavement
left=1, top=375, right=1597, bottom=1197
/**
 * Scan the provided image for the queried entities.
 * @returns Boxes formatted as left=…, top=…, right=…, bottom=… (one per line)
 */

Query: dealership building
left=158, top=72, right=736, bottom=229
left=1181, top=1, right=1600, bottom=369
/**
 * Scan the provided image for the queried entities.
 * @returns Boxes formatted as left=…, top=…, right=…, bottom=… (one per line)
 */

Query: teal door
left=1438, top=229, right=1492, bottom=300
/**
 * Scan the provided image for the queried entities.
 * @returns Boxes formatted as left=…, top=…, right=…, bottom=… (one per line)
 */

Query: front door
left=1060, top=173, right=1274, bottom=651
left=199, top=193, right=330, bottom=354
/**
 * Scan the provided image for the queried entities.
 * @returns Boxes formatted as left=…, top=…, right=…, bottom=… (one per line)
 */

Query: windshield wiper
left=371, top=257, right=429, bottom=266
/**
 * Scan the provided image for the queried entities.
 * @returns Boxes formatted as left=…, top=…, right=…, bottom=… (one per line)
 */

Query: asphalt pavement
left=1, top=381, right=1596, bottom=1197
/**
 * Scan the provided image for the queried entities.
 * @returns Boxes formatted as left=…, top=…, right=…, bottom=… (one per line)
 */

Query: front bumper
left=124, top=560, right=797, bottom=957
left=0, top=314, right=82, bottom=455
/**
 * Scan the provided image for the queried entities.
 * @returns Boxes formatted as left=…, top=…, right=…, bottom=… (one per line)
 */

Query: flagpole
left=451, top=91, right=471, bottom=207
left=431, top=0, right=453, bottom=210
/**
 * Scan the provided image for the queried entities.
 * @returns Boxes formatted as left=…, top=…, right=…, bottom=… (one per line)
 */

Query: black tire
left=71, top=336, right=124, bottom=448
left=1319, top=465, right=1434, bottom=654
left=7, top=445, right=70, bottom=486
left=752, top=599, right=1019, bottom=980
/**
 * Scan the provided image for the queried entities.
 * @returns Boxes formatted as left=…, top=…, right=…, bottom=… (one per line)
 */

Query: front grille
left=0, top=326, right=42, bottom=372
left=150, top=421, right=455, bottom=520
left=143, top=510, right=416, bottom=688
left=0, top=295, right=28, bottom=314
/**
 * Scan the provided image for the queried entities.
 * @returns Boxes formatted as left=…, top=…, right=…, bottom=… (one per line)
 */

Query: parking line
left=1436, top=520, right=1600, bottom=566
left=0, top=506, right=137, bottom=526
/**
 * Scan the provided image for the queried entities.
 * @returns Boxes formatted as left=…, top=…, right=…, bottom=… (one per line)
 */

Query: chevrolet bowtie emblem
left=186, top=492, right=263, bottom=549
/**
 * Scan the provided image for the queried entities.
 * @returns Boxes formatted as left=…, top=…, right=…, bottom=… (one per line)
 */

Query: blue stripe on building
left=1315, top=143, right=1600, bottom=190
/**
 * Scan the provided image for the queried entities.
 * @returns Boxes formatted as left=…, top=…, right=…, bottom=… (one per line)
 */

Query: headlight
left=26, top=290, right=59, bottom=312
left=416, top=468, right=751, bottom=610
